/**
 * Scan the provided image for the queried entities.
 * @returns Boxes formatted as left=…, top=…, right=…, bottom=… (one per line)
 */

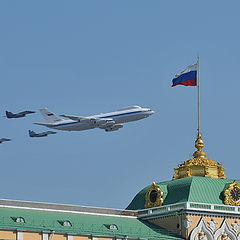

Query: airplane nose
left=146, top=109, right=155, bottom=115
left=149, top=110, right=155, bottom=115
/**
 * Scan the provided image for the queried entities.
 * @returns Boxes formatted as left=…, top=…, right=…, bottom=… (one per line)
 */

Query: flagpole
left=197, top=56, right=200, bottom=137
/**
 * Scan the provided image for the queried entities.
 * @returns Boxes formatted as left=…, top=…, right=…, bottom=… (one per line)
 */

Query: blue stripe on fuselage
left=53, top=110, right=145, bottom=127
left=96, top=110, right=143, bottom=119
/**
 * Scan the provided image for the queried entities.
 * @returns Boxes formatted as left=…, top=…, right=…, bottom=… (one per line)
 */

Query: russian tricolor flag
left=172, top=63, right=197, bottom=87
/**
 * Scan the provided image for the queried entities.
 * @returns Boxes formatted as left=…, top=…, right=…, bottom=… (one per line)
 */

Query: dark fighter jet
left=6, top=110, right=35, bottom=119
left=0, top=138, right=11, bottom=144
left=29, top=130, right=57, bottom=138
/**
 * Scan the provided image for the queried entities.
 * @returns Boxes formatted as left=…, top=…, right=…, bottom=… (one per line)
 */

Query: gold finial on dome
left=195, top=133, right=204, bottom=150
left=172, top=133, right=226, bottom=180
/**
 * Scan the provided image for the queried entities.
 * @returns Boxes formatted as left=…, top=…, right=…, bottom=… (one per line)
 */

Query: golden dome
left=173, top=134, right=226, bottom=180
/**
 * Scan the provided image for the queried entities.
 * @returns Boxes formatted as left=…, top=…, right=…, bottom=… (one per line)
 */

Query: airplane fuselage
left=45, top=107, right=154, bottom=131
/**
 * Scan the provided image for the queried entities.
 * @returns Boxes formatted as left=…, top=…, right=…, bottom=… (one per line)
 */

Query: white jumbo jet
left=34, top=106, right=155, bottom=132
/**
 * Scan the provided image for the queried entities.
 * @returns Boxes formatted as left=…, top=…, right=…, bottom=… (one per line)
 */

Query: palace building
left=1, top=134, right=240, bottom=240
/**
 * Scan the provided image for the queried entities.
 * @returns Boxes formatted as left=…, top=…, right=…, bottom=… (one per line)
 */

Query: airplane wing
left=59, top=114, right=88, bottom=121
left=60, top=114, right=115, bottom=126
left=60, top=114, right=113, bottom=121
left=34, top=122, right=55, bottom=127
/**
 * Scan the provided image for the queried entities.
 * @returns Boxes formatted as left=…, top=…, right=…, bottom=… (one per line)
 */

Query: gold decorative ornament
left=224, top=181, right=240, bottom=206
left=173, top=133, right=226, bottom=180
left=145, top=182, right=164, bottom=208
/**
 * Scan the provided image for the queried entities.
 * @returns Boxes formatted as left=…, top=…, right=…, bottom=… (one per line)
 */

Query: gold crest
left=224, top=181, right=240, bottom=206
left=145, top=182, right=163, bottom=208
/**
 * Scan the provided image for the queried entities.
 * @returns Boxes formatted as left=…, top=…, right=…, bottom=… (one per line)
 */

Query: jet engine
left=96, top=119, right=115, bottom=127
left=104, top=124, right=123, bottom=132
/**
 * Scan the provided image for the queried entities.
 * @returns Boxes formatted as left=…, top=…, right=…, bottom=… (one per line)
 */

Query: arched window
left=11, top=217, right=25, bottom=223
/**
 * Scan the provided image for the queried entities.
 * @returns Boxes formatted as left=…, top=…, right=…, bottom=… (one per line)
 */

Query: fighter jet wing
left=19, top=111, right=35, bottom=115
left=46, top=131, right=57, bottom=135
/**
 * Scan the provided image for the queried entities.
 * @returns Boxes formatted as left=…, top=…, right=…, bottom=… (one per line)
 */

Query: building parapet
left=138, top=201, right=240, bottom=218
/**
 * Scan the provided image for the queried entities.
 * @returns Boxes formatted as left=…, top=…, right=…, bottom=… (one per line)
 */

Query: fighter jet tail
left=5, top=111, right=13, bottom=118
left=28, top=130, right=36, bottom=137
left=39, top=108, right=63, bottom=123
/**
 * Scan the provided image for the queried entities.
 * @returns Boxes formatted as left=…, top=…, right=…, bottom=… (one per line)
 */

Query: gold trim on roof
left=173, top=134, right=226, bottom=180
left=145, top=182, right=163, bottom=208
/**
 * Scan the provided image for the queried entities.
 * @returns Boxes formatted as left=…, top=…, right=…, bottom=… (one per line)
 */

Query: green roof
left=126, top=177, right=240, bottom=210
left=0, top=206, right=183, bottom=240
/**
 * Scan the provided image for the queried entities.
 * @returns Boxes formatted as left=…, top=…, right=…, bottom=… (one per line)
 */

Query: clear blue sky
left=1, top=0, right=240, bottom=209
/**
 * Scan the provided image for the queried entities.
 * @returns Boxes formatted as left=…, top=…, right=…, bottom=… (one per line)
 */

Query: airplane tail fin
left=39, top=108, right=63, bottom=123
